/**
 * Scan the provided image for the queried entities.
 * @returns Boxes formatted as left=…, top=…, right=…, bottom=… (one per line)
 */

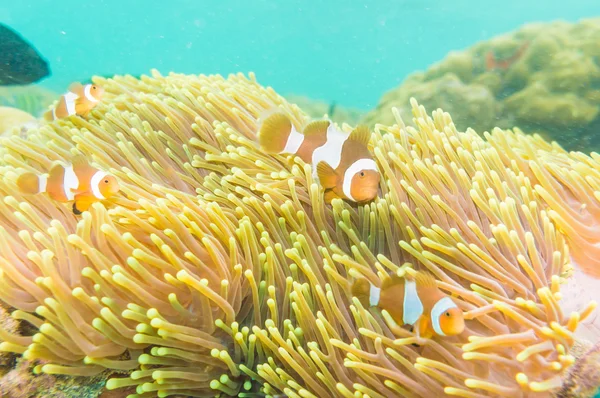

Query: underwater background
left=5, top=0, right=600, bottom=151
left=1, top=0, right=599, bottom=109
left=3, top=1, right=600, bottom=398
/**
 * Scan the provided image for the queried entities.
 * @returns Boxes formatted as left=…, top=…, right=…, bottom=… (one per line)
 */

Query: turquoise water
left=2, top=0, right=599, bottom=110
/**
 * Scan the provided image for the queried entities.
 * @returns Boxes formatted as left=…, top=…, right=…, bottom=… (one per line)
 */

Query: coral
left=556, top=342, right=600, bottom=398
left=285, top=94, right=365, bottom=126
left=0, top=70, right=598, bottom=398
left=0, top=357, right=110, bottom=398
left=0, top=303, right=18, bottom=372
left=362, top=17, right=600, bottom=152
left=365, top=73, right=500, bottom=133
left=1, top=303, right=113, bottom=397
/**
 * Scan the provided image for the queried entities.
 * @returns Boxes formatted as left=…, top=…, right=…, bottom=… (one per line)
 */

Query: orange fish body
left=16, top=156, right=120, bottom=214
left=352, top=271, right=465, bottom=339
left=485, top=42, right=530, bottom=71
left=44, top=82, right=104, bottom=121
left=258, top=112, right=380, bottom=204
left=485, top=52, right=497, bottom=71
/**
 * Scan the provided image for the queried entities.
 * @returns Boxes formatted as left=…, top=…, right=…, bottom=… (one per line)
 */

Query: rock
left=362, top=73, right=501, bottom=133
left=557, top=342, right=600, bottom=398
left=362, top=17, right=600, bottom=152
left=0, top=305, right=18, bottom=373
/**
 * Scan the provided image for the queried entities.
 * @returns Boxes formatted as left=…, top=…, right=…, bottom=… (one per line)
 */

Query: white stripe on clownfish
left=369, top=284, right=381, bottom=307
left=311, top=122, right=348, bottom=176
left=90, top=170, right=108, bottom=199
left=64, top=91, right=79, bottom=116
left=84, top=84, right=99, bottom=103
left=342, top=158, right=379, bottom=201
left=430, top=296, right=458, bottom=336
left=38, top=174, right=48, bottom=193
left=62, top=166, right=79, bottom=200
left=402, top=280, right=424, bottom=325
left=282, top=123, right=304, bottom=154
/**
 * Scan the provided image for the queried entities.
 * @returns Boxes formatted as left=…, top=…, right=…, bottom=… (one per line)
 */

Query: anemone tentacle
left=0, top=70, right=598, bottom=397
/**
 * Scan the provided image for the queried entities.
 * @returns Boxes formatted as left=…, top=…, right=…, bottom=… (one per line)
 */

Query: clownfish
left=352, top=271, right=465, bottom=339
left=43, top=82, right=104, bottom=121
left=16, top=155, right=120, bottom=215
left=258, top=112, right=380, bottom=203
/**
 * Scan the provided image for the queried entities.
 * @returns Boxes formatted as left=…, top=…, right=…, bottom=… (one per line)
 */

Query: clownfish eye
left=360, top=171, right=365, bottom=177
left=104, top=180, right=109, bottom=183
left=93, top=86, right=97, bottom=89
left=445, top=312, right=451, bottom=317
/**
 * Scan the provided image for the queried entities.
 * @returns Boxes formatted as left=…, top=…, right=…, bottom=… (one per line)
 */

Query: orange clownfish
left=258, top=112, right=380, bottom=203
left=485, top=42, right=530, bottom=71
left=16, top=156, right=120, bottom=214
left=44, top=82, right=104, bottom=121
left=352, top=271, right=465, bottom=339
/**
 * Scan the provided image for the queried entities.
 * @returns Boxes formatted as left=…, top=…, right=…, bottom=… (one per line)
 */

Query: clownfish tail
left=16, top=172, right=46, bottom=195
left=258, top=111, right=295, bottom=154
left=351, top=278, right=373, bottom=308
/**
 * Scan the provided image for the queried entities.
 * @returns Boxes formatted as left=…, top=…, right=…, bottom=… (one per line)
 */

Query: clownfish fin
left=414, top=271, right=438, bottom=289
left=73, top=198, right=94, bottom=215
left=258, top=112, right=294, bottom=154
left=351, top=278, right=372, bottom=308
left=323, top=189, right=340, bottom=204
left=414, top=316, right=433, bottom=339
left=381, top=274, right=404, bottom=290
left=43, top=110, right=53, bottom=121
left=413, top=316, right=423, bottom=339
left=72, top=202, right=83, bottom=215
left=74, top=101, right=90, bottom=116
left=68, top=82, right=84, bottom=96
left=302, top=120, right=330, bottom=136
left=316, top=161, right=337, bottom=189
left=70, top=154, right=90, bottom=177
left=347, top=125, right=371, bottom=146
left=16, top=172, right=45, bottom=194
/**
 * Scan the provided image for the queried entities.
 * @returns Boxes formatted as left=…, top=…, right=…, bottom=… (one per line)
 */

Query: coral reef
left=1, top=303, right=111, bottom=397
left=0, top=303, right=18, bottom=372
left=0, top=357, right=111, bottom=398
left=556, top=341, right=600, bottom=398
left=285, top=94, right=365, bottom=126
left=0, top=70, right=598, bottom=398
left=362, top=17, right=600, bottom=152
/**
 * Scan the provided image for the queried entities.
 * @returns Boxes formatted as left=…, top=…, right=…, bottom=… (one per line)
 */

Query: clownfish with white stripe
left=258, top=112, right=380, bottom=204
left=43, top=82, right=104, bottom=121
left=16, top=155, right=120, bottom=215
left=352, top=271, right=465, bottom=339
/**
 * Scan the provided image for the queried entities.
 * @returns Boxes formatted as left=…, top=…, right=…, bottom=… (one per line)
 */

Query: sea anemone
left=0, top=106, right=36, bottom=136
left=0, top=70, right=597, bottom=397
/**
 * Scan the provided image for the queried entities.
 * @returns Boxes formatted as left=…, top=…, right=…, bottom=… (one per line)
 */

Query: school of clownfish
left=20, top=85, right=383, bottom=213
left=11, top=81, right=465, bottom=341
left=15, top=82, right=120, bottom=214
